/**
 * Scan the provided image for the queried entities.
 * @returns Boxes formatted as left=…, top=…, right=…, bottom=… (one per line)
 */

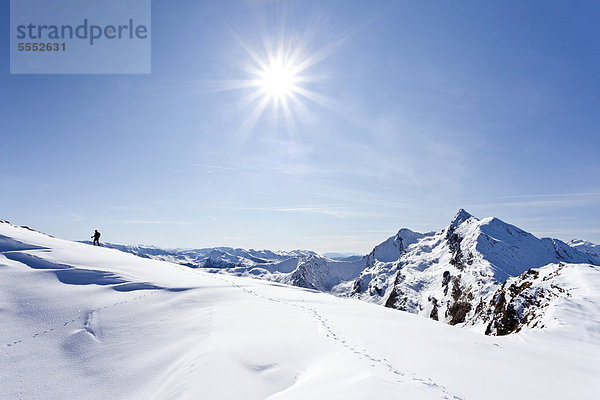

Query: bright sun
left=259, top=61, right=297, bottom=99
left=219, top=30, right=342, bottom=133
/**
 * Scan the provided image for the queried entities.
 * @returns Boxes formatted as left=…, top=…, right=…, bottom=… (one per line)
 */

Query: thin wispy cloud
left=470, top=192, right=600, bottom=209
left=275, top=206, right=369, bottom=219
left=532, top=229, right=600, bottom=237
left=106, top=219, right=200, bottom=226
left=190, top=204, right=376, bottom=219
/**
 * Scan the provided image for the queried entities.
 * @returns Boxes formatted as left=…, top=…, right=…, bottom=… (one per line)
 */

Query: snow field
left=1, top=221, right=599, bottom=399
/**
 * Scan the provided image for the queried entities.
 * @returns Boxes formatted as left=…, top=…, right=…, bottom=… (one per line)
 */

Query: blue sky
left=1, top=0, right=599, bottom=253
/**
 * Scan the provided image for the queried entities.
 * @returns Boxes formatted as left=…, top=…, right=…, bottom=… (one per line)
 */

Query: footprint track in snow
left=1, top=290, right=161, bottom=398
left=3, top=340, right=25, bottom=400
left=214, top=275, right=464, bottom=400
left=3, top=289, right=164, bottom=350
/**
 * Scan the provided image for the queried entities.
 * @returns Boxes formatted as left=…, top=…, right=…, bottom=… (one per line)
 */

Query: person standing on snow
left=92, top=229, right=101, bottom=246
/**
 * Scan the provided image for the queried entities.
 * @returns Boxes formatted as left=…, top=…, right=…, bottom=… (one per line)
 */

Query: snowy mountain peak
left=569, top=238, right=596, bottom=246
left=396, top=228, right=425, bottom=245
left=366, top=228, right=425, bottom=264
left=568, top=238, right=600, bottom=263
left=450, top=208, right=475, bottom=228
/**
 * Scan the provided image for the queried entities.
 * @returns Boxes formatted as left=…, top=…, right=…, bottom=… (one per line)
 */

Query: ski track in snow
left=212, top=274, right=464, bottom=400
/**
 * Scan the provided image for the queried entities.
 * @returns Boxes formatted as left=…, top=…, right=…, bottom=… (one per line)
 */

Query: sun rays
left=213, top=23, right=347, bottom=139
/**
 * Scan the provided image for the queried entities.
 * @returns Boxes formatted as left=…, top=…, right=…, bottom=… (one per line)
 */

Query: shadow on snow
left=1, top=235, right=190, bottom=293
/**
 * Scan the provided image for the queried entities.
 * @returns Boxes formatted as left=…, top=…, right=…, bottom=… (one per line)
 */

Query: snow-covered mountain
left=351, top=209, right=598, bottom=332
left=2, top=219, right=599, bottom=399
left=322, top=252, right=363, bottom=261
left=103, top=209, right=598, bottom=336
left=93, top=241, right=367, bottom=294
left=568, top=238, right=600, bottom=263
left=93, top=242, right=317, bottom=269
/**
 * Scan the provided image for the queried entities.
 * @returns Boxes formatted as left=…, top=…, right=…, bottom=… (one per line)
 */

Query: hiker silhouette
left=92, top=230, right=101, bottom=246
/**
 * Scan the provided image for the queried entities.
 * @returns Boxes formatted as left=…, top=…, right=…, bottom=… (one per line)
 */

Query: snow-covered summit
left=449, top=208, right=475, bottom=227
left=459, top=214, right=595, bottom=280
left=367, top=228, right=426, bottom=264
left=568, top=238, right=600, bottom=263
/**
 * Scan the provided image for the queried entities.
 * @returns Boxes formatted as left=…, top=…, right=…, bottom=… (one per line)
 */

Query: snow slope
left=1, top=221, right=600, bottom=399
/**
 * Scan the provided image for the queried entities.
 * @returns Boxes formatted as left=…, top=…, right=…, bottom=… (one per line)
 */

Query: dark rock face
left=466, top=252, right=474, bottom=265
left=447, top=231, right=464, bottom=270
left=443, top=275, right=475, bottom=325
left=445, top=209, right=471, bottom=271
left=384, top=272, right=414, bottom=311
left=474, top=297, right=486, bottom=316
left=429, top=296, right=439, bottom=321
left=448, top=236, right=464, bottom=270
left=430, top=305, right=439, bottom=320
left=384, top=288, right=401, bottom=309
left=442, top=271, right=451, bottom=286
left=352, top=279, right=363, bottom=294
left=484, top=290, right=519, bottom=335
left=451, top=277, right=462, bottom=300
left=384, top=271, right=402, bottom=308
left=446, top=301, right=472, bottom=325
left=482, top=265, right=570, bottom=335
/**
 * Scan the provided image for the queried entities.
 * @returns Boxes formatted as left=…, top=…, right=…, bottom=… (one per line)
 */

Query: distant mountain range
left=86, top=209, right=600, bottom=336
